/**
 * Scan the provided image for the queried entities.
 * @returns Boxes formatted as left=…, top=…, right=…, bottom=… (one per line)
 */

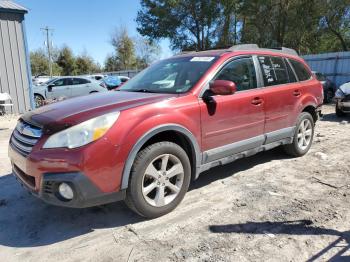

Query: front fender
left=120, top=123, right=201, bottom=189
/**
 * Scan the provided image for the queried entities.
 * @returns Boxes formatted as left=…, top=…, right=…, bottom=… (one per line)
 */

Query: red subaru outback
left=9, top=45, right=323, bottom=218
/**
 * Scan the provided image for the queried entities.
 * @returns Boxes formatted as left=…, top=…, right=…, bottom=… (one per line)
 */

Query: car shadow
left=321, top=112, right=349, bottom=123
left=209, top=220, right=350, bottom=261
left=0, top=147, right=291, bottom=248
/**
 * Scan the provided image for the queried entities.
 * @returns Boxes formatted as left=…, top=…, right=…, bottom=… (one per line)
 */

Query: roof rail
left=228, top=44, right=259, bottom=51
left=228, top=44, right=299, bottom=56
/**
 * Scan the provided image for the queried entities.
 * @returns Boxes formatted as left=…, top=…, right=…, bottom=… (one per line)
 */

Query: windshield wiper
left=125, top=89, right=157, bottom=93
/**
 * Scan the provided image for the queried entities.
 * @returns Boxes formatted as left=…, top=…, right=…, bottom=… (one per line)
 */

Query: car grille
left=10, top=120, right=42, bottom=157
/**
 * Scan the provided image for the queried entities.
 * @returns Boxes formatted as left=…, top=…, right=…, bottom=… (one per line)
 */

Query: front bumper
left=337, top=101, right=350, bottom=113
left=12, top=166, right=125, bottom=208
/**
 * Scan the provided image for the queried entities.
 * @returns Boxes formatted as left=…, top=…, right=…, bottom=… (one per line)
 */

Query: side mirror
left=47, top=84, right=54, bottom=92
left=209, top=80, right=237, bottom=95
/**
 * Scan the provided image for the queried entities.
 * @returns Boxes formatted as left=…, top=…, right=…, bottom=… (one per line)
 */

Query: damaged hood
left=22, top=91, right=175, bottom=134
left=339, top=82, right=350, bottom=94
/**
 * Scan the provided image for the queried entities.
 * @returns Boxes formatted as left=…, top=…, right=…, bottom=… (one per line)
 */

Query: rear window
left=258, top=56, right=289, bottom=86
left=289, top=59, right=312, bottom=81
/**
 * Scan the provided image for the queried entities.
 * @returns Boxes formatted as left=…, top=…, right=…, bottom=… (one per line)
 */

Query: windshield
left=44, top=78, right=57, bottom=85
left=119, top=56, right=218, bottom=93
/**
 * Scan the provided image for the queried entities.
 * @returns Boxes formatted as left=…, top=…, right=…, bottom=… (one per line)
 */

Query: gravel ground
left=0, top=105, right=349, bottom=262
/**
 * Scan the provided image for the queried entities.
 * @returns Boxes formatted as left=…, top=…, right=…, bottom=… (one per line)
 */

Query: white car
left=33, top=76, right=107, bottom=107
left=118, top=76, right=130, bottom=83
left=32, top=75, right=54, bottom=86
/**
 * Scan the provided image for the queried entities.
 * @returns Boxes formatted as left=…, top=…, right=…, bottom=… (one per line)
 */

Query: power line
left=40, top=26, right=54, bottom=77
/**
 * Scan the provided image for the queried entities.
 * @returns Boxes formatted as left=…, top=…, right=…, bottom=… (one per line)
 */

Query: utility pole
left=41, top=26, right=54, bottom=78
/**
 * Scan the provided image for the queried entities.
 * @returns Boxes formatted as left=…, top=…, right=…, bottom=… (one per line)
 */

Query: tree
left=134, top=36, right=161, bottom=68
left=319, top=0, right=350, bottom=51
left=56, top=46, right=76, bottom=75
left=104, top=54, right=120, bottom=72
left=30, top=49, right=49, bottom=76
left=136, top=0, right=350, bottom=55
left=75, top=52, right=101, bottom=75
left=111, top=26, right=137, bottom=70
left=30, top=48, right=62, bottom=76
left=137, top=0, right=221, bottom=51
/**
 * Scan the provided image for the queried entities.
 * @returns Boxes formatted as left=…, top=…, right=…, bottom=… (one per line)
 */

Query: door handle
left=293, top=90, right=301, bottom=96
left=251, top=97, right=263, bottom=106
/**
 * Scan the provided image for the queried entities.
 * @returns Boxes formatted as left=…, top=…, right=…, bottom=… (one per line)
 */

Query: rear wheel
left=283, top=112, right=314, bottom=157
left=125, top=142, right=191, bottom=218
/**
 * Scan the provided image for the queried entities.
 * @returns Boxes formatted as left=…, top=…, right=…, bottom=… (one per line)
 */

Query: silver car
left=334, top=82, right=350, bottom=117
left=33, top=76, right=107, bottom=107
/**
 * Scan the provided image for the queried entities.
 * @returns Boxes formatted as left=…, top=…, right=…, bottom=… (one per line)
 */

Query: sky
left=16, top=0, right=173, bottom=65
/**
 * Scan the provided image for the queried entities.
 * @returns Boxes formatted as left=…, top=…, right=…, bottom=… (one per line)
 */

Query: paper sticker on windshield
left=190, top=57, right=215, bottom=62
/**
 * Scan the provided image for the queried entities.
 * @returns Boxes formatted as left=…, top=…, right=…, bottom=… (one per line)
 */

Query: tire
left=34, top=94, right=45, bottom=108
left=125, top=142, right=191, bottom=218
left=324, top=89, right=334, bottom=104
left=336, top=102, right=345, bottom=117
left=283, top=112, right=314, bottom=157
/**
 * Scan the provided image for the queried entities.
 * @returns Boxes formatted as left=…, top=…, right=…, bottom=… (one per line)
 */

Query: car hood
left=22, top=91, right=176, bottom=134
left=339, top=82, right=350, bottom=94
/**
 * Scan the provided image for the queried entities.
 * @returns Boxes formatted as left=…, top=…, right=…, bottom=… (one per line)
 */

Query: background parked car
left=33, top=76, right=107, bottom=107
left=32, top=75, right=54, bottom=86
left=118, top=76, right=130, bottom=84
left=100, top=76, right=122, bottom=90
left=87, top=74, right=107, bottom=81
left=334, top=81, right=350, bottom=117
left=312, top=71, right=336, bottom=103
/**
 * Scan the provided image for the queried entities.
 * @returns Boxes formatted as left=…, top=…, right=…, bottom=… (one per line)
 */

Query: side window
left=215, top=57, right=257, bottom=91
left=289, top=59, right=312, bottom=81
left=258, top=56, right=289, bottom=86
left=53, top=79, right=65, bottom=86
left=285, top=59, right=297, bottom=83
left=72, top=78, right=90, bottom=85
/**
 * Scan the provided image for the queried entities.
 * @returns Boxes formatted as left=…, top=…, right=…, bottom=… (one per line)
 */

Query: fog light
left=58, top=183, right=74, bottom=200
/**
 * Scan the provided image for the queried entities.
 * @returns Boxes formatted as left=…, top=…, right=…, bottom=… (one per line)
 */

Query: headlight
left=43, top=111, right=120, bottom=149
left=335, top=89, right=345, bottom=99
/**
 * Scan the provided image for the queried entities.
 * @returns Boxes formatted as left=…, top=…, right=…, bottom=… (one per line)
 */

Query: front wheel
left=34, top=94, right=45, bottom=108
left=125, top=142, right=191, bottom=218
left=336, top=102, right=345, bottom=117
left=283, top=112, right=314, bottom=157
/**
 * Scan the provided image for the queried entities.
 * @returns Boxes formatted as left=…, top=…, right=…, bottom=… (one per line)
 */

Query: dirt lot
left=0, top=104, right=349, bottom=262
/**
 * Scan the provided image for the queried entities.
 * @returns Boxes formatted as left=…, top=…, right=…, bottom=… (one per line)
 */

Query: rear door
left=257, top=55, right=300, bottom=143
left=199, top=56, right=266, bottom=163
left=70, top=78, right=91, bottom=97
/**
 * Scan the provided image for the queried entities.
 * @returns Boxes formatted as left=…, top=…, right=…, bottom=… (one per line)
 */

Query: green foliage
left=137, top=0, right=350, bottom=54
left=56, top=46, right=76, bottom=76
left=30, top=45, right=101, bottom=76
left=105, top=26, right=161, bottom=71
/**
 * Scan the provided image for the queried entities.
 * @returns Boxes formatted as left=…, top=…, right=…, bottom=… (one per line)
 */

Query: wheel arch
left=301, top=104, right=318, bottom=123
left=120, top=124, right=202, bottom=190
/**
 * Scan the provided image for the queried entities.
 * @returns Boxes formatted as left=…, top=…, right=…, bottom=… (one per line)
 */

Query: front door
left=46, top=78, right=72, bottom=99
left=199, top=56, right=266, bottom=163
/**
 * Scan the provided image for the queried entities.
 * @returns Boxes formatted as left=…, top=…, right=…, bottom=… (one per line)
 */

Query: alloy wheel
left=297, top=119, right=313, bottom=150
left=142, top=154, right=184, bottom=207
